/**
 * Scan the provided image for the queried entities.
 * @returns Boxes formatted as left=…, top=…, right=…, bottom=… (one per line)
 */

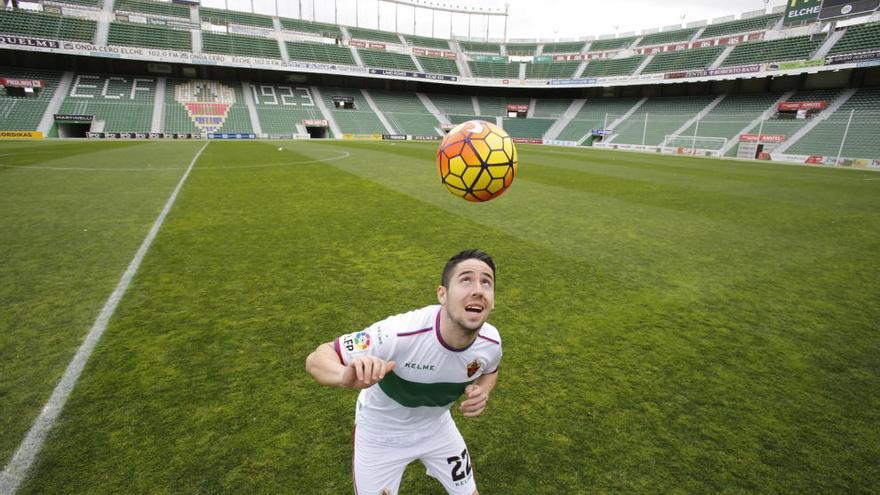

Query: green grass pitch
left=1, top=139, right=878, bottom=493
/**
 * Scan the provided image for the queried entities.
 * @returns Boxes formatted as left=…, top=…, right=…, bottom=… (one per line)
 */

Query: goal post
left=663, top=134, right=729, bottom=156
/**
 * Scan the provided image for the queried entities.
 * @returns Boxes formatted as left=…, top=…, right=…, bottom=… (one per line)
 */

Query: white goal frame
left=663, top=134, right=728, bottom=156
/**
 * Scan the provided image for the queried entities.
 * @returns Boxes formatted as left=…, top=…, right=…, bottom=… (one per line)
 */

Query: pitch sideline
left=0, top=141, right=210, bottom=495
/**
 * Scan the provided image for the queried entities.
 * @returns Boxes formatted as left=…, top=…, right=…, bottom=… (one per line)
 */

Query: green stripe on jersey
left=378, top=371, right=474, bottom=408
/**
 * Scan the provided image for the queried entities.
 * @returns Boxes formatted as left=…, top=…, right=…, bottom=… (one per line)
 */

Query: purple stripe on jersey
left=478, top=334, right=500, bottom=345
left=333, top=338, right=345, bottom=365
left=397, top=327, right=432, bottom=337
left=434, top=308, right=477, bottom=352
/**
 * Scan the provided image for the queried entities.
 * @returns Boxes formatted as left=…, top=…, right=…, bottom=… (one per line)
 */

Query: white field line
left=0, top=141, right=210, bottom=495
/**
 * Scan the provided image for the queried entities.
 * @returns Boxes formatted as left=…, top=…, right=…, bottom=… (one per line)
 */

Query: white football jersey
left=335, top=305, right=502, bottom=435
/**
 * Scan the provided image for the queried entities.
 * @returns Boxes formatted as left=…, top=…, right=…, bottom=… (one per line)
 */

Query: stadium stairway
left=659, top=94, right=726, bottom=146
left=632, top=54, right=655, bottom=76
left=709, top=45, right=736, bottom=70
left=37, top=72, right=74, bottom=135
left=308, top=86, right=342, bottom=138
left=717, top=91, right=794, bottom=156
left=773, top=88, right=857, bottom=154
left=543, top=99, right=587, bottom=141
left=241, top=81, right=264, bottom=135
left=599, top=97, right=648, bottom=145
left=151, top=76, right=166, bottom=133
left=813, top=29, right=846, bottom=59
left=417, top=94, right=451, bottom=126
left=360, top=89, right=396, bottom=134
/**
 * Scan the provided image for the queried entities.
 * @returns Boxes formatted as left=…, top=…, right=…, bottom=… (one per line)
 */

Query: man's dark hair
left=441, top=249, right=496, bottom=287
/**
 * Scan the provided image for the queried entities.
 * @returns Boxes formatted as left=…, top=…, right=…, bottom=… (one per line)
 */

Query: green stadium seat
left=200, top=7, right=273, bottom=28
left=115, top=0, right=191, bottom=19
left=641, top=46, right=724, bottom=74
left=368, top=90, right=441, bottom=135
left=588, top=36, right=637, bottom=51
left=526, top=61, right=580, bottom=79
left=357, top=49, right=418, bottom=71
left=721, top=35, right=822, bottom=67
left=202, top=31, right=281, bottom=59
left=699, top=14, right=782, bottom=39
left=0, top=67, right=63, bottom=131
left=786, top=87, right=880, bottom=159
left=404, top=35, right=449, bottom=50
left=249, top=83, right=323, bottom=135
left=542, top=41, right=586, bottom=54
left=828, top=22, right=880, bottom=57
left=286, top=41, right=356, bottom=65
left=416, top=56, right=459, bottom=76
left=468, top=61, right=520, bottom=78
left=581, top=56, right=645, bottom=77
left=460, top=41, right=501, bottom=53
left=506, top=43, right=538, bottom=56
left=321, top=87, right=387, bottom=134
left=0, top=9, right=96, bottom=43
left=59, top=73, right=156, bottom=133
left=108, top=22, right=192, bottom=51
left=556, top=97, right=642, bottom=142
left=637, top=27, right=699, bottom=47
left=279, top=17, right=342, bottom=38
left=428, top=94, right=476, bottom=116
left=609, top=95, right=716, bottom=146
left=501, top=118, right=554, bottom=138
left=164, top=78, right=253, bottom=134
left=347, top=27, right=401, bottom=44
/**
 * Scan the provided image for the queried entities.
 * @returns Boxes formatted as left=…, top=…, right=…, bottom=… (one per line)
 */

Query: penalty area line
left=0, top=141, right=210, bottom=495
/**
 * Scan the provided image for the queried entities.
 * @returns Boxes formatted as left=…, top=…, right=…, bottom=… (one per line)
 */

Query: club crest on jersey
left=466, top=359, right=481, bottom=377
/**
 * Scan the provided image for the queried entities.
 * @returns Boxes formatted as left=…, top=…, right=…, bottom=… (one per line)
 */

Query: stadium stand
left=59, top=74, right=155, bottom=133
left=416, top=56, right=460, bottom=76
left=588, top=36, right=637, bottom=51
left=108, top=22, right=193, bottom=51
left=468, top=61, right=521, bottom=78
left=581, top=56, right=646, bottom=77
left=698, top=13, right=782, bottom=39
left=114, top=0, right=191, bottom=19
left=0, top=68, right=63, bottom=131
left=164, top=79, right=253, bottom=134
left=0, top=8, right=96, bottom=43
left=676, top=92, right=786, bottom=149
left=637, top=27, right=699, bottom=47
left=506, top=43, right=538, bottom=56
left=202, top=32, right=281, bottom=59
left=249, top=84, right=323, bottom=135
left=199, top=7, right=274, bottom=28
left=610, top=95, right=717, bottom=146
left=532, top=99, right=575, bottom=118
left=729, top=89, right=843, bottom=155
left=555, top=97, right=644, bottom=142
left=279, top=17, right=342, bottom=38
left=828, top=22, right=880, bottom=56
left=52, top=0, right=102, bottom=6
left=404, top=35, right=450, bottom=50
left=448, top=114, right=495, bottom=124
left=478, top=96, right=530, bottom=116
left=502, top=118, right=555, bottom=138
left=428, top=93, right=476, bottom=117
left=641, top=46, right=725, bottom=74
left=785, top=87, right=880, bottom=158
left=721, top=35, right=823, bottom=67
left=525, top=61, right=581, bottom=79
left=542, top=41, right=586, bottom=54
left=368, top=90, right=441, bottom=135
left=460, top=41, right=502, bottom=53
left=357, top=49, right=418, bottom=71
left=285, top=41, right=356, bottom=65
left=321, top=87, right=387, bottom=134
left=347, top=27, right=402, bottom=44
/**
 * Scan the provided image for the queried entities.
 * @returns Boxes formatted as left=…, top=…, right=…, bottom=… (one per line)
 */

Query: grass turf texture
left=2, top=140, right=878, bottom=493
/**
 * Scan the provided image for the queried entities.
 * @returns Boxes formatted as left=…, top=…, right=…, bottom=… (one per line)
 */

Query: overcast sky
left=199, top=0, right=790, bottom=40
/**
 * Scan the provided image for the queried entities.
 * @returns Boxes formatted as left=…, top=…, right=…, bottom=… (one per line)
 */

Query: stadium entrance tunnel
left=57, top=123, right=91, bottom=138
left=306, top=125, right=328, bottom=139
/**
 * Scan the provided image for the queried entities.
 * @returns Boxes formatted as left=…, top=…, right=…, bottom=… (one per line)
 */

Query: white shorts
left=352, top=418, right=476, bottom=495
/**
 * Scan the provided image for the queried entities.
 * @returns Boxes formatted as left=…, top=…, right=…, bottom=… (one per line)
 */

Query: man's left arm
left=460, top=371, right=499, bottom=418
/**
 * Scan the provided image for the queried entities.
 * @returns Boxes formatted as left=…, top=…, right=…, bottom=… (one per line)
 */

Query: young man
left=306, top=249, right=503, bottom=495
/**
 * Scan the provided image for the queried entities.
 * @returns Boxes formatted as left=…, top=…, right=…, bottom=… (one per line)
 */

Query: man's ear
left=437, top=285, right=447, bottom=306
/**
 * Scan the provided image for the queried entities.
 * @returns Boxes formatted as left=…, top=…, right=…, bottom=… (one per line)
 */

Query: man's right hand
left=340, top=356, right=396, bottom=389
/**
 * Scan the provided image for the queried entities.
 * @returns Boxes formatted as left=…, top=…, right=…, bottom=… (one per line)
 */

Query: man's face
left=437, top=258, right=496, bottom=333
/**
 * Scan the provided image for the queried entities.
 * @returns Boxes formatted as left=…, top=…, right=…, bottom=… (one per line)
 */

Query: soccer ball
left=437, top=120, right=517, bottom=202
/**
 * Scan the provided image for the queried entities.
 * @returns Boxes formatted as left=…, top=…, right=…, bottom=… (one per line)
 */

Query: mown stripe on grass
left=0, top=142, right=209, bottom=495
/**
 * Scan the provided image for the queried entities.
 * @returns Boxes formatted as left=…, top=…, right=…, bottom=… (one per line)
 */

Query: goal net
left=663, top=135, right=728, bottom=156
